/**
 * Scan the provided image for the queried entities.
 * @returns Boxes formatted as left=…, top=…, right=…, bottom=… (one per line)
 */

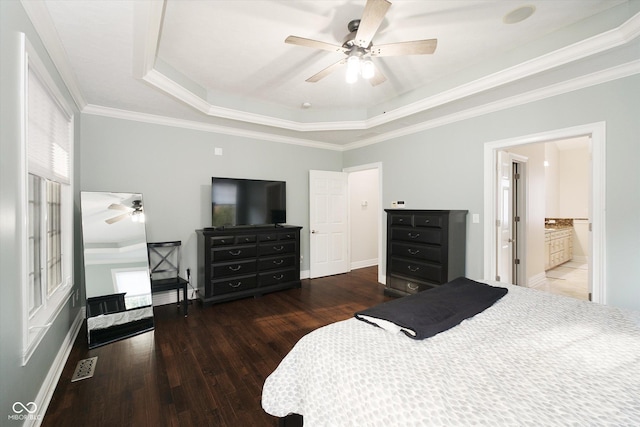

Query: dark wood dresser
left=385, top=209, right=467, bottom=297
left=196, top=226, right=302, bottom=305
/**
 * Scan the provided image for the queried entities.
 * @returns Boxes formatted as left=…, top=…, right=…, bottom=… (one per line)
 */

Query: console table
left=196, top=226, right=302, bottom=305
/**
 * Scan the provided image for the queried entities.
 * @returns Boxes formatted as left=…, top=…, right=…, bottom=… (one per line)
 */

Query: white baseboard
left=350, top=259, right=378, bottom=270
left=528, top=272, right=547, bottom=288
left=151, top=287, right=197, bottom=307
left=300, top=269, right=310, bottom=279
left=31, top=307, right=85, bottom=427
left=572, top=255, right=588, bottom=263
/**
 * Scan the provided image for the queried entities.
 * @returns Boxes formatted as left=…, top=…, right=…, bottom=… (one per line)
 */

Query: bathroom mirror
left=80, top=192, right=154, bottom=348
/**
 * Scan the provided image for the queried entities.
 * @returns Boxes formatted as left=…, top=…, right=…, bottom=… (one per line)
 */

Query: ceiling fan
left=285, top=0, right=437, bottom=86
left=105, top=199, right=145, bottom=224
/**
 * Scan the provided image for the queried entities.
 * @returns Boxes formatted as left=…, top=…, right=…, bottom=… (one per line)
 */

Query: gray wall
left=80, top=115, right=343, bottom=282
left=0, top=0, right=83, bottom=420
left=343, top=74, right=640, bottom=311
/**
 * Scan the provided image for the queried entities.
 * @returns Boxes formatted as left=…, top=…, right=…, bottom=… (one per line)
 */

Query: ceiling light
left=346, top=55, right=360, bottom=84
left=131, top=209, right=145, bottom=223
left=503, top=5, right=536, bottom=24
left=361, top=59, right=374, bottom=80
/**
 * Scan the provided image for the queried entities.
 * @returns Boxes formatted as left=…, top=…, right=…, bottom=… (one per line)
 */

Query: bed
left=262, top=278, right=640, bottom=426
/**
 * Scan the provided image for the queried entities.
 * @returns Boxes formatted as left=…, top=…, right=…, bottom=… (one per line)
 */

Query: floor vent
left=71, top=357, right=98, bottom=382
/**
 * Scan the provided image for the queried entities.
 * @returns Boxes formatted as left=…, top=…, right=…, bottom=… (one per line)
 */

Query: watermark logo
left=8, top=401, right=42, bottom=421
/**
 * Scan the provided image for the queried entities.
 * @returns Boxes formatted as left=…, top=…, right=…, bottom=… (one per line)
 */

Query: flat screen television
left=211, top=177, right=286, bottom=227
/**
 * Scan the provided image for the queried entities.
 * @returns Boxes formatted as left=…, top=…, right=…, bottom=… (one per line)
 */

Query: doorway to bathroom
left=484, top=122, right=606, bottom=304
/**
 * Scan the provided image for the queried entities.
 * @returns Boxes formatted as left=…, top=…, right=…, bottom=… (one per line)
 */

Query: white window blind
left=27, top=66, right=71, bottom=184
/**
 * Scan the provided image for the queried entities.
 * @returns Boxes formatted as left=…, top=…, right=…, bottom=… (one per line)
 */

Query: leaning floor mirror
left=80, top=192, right=154, bottom=348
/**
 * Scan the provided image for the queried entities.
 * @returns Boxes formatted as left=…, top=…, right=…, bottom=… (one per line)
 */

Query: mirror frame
left=80, top=191, right=154, bottom=348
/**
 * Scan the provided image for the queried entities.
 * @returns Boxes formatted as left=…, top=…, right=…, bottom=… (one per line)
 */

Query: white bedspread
left=87, top=306, right=153, bottom=331
left=262, top=282, right=640, bottom=426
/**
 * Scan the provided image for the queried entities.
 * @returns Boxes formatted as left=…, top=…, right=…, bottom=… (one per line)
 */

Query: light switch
left=472, top=214, right=480, bottom=223
left=214, top=147, right=223, bottom=156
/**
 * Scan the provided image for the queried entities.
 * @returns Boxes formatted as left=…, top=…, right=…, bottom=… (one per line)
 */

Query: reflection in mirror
left=80, top=192, right=154, bottom=348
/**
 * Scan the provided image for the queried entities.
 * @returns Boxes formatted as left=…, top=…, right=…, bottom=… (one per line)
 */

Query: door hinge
left=496, top=219, right=501, bottom=227
left=513, top=172, right=520, bottom=180
left=514, top=258, right=520, bottom=265
left=514, top=216, right=520, bottom=222
left=495, top=275, right=501, bottom=281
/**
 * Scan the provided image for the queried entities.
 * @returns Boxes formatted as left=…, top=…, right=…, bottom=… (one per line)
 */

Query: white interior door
left=496, top=150, right=513, bottom=283
left=309, top=170, right=349, bottom=279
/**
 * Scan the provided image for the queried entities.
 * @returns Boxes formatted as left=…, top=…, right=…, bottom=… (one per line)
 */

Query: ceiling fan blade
left=285, top=36, right=346, bottom=53
left=368, top=65, right=387, bottom=86
left=354, top=0, right=391, bottom=48
left=105, top=212, right=130, bottom=224
left=108, top=203, right=130, bottom=211
left=371, top=39, right=438, bottom=57
left=306, top=59, right=347, bottom=83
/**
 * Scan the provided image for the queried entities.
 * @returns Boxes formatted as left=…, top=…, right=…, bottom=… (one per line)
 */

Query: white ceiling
left=26, top=0, right=639, bottom=149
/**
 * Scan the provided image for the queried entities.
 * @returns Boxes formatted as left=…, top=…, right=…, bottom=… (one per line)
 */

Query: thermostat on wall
left=391, top=200, right=405, bottom=209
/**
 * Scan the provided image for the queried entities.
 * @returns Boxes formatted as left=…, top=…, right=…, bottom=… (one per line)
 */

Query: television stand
left=196, top=225, right=302, bottom=305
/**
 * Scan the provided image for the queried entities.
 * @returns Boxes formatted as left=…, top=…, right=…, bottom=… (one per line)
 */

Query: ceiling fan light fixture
left=131, top=209, right=145, bottom=223
left=361, top=59, right=375, bottom=79
left=346, top=55, right=361, bottom=84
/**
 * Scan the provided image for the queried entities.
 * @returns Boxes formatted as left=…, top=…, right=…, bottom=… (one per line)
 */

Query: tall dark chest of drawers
left=196, top=226, right=302, bottom=305
left=385, top=209, right=467, bottom=297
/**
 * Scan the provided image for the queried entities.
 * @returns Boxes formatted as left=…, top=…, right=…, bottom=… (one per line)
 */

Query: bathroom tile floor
left=532, top=261, right=590, bottom=301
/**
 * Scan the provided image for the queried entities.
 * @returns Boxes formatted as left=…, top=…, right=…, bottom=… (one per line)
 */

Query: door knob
left=311, top=230, right=318, bottom=234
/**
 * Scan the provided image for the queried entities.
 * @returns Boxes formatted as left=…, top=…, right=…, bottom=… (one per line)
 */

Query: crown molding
left=83, top=59, right=639, bottom=153
left=20, top=0, right=86, bottom=111
left=81, top=104, right=342, bottom=151
left=140, top=8, right=640, bottom=132
left=344, top=60, right=640, bottom=151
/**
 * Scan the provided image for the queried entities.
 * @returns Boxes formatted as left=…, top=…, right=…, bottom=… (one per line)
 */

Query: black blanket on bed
left=354, top=277, right=508, bottom=340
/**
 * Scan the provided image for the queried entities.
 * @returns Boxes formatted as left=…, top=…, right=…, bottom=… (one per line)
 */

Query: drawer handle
left=229, top=250, right=242, bottom=256
left=398, top=218, right=404, bottom=222
left=408, top=266, right=420, bottom=272
left=273, top=245, right=284, bottom=251
left=273, top=274, right=284, bottom=280
left=229, top=265, right=242, bottom=271
left=228, top=281, right=241, bottom=288
left=407, top=249, right=420, bottom=255
left=423, top=219, right=430, bottom=224
left=408, top=233, right=420, bottom=239
left=407, top=283, right=419, bottom=290
left=273, top=259, right=284, bottom=265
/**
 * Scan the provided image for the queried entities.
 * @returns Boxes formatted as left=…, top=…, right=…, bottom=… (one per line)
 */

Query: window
left=22, top=36, right=74, bottom=364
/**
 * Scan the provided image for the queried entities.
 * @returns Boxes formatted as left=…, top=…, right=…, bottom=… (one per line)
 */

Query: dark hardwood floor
left=43, top=266, right=389, bottom=427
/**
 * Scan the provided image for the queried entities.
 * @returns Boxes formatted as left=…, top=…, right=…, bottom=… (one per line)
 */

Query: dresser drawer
left=258, top=254, right=296, bottom=271
left=210, top=236, right=235, bottom=246
left=389, top=258, right=443, bottom=283
left=387, top=276, right=437, bottom=294
left=414, top=214, right=443, bottom=228
left=390, top=242, right=442, bottom=263
left=390, top=214, right=413, bottom=227
left=212, top=259, right=256, bottom=277
left=209, top=274, right=257, bottom=296
left=236, top=234, right=256, bottom=244
left=212, top=245, right=257, bottom=262
left=391, top=228, right=442, bottom=245
left=278, top=231, right=297, bottom=240
left=259, top=241, right=295, bottom=256
left=259, top=268, right=298, bottom=287
left=259, top=233, right=278, bottom=242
